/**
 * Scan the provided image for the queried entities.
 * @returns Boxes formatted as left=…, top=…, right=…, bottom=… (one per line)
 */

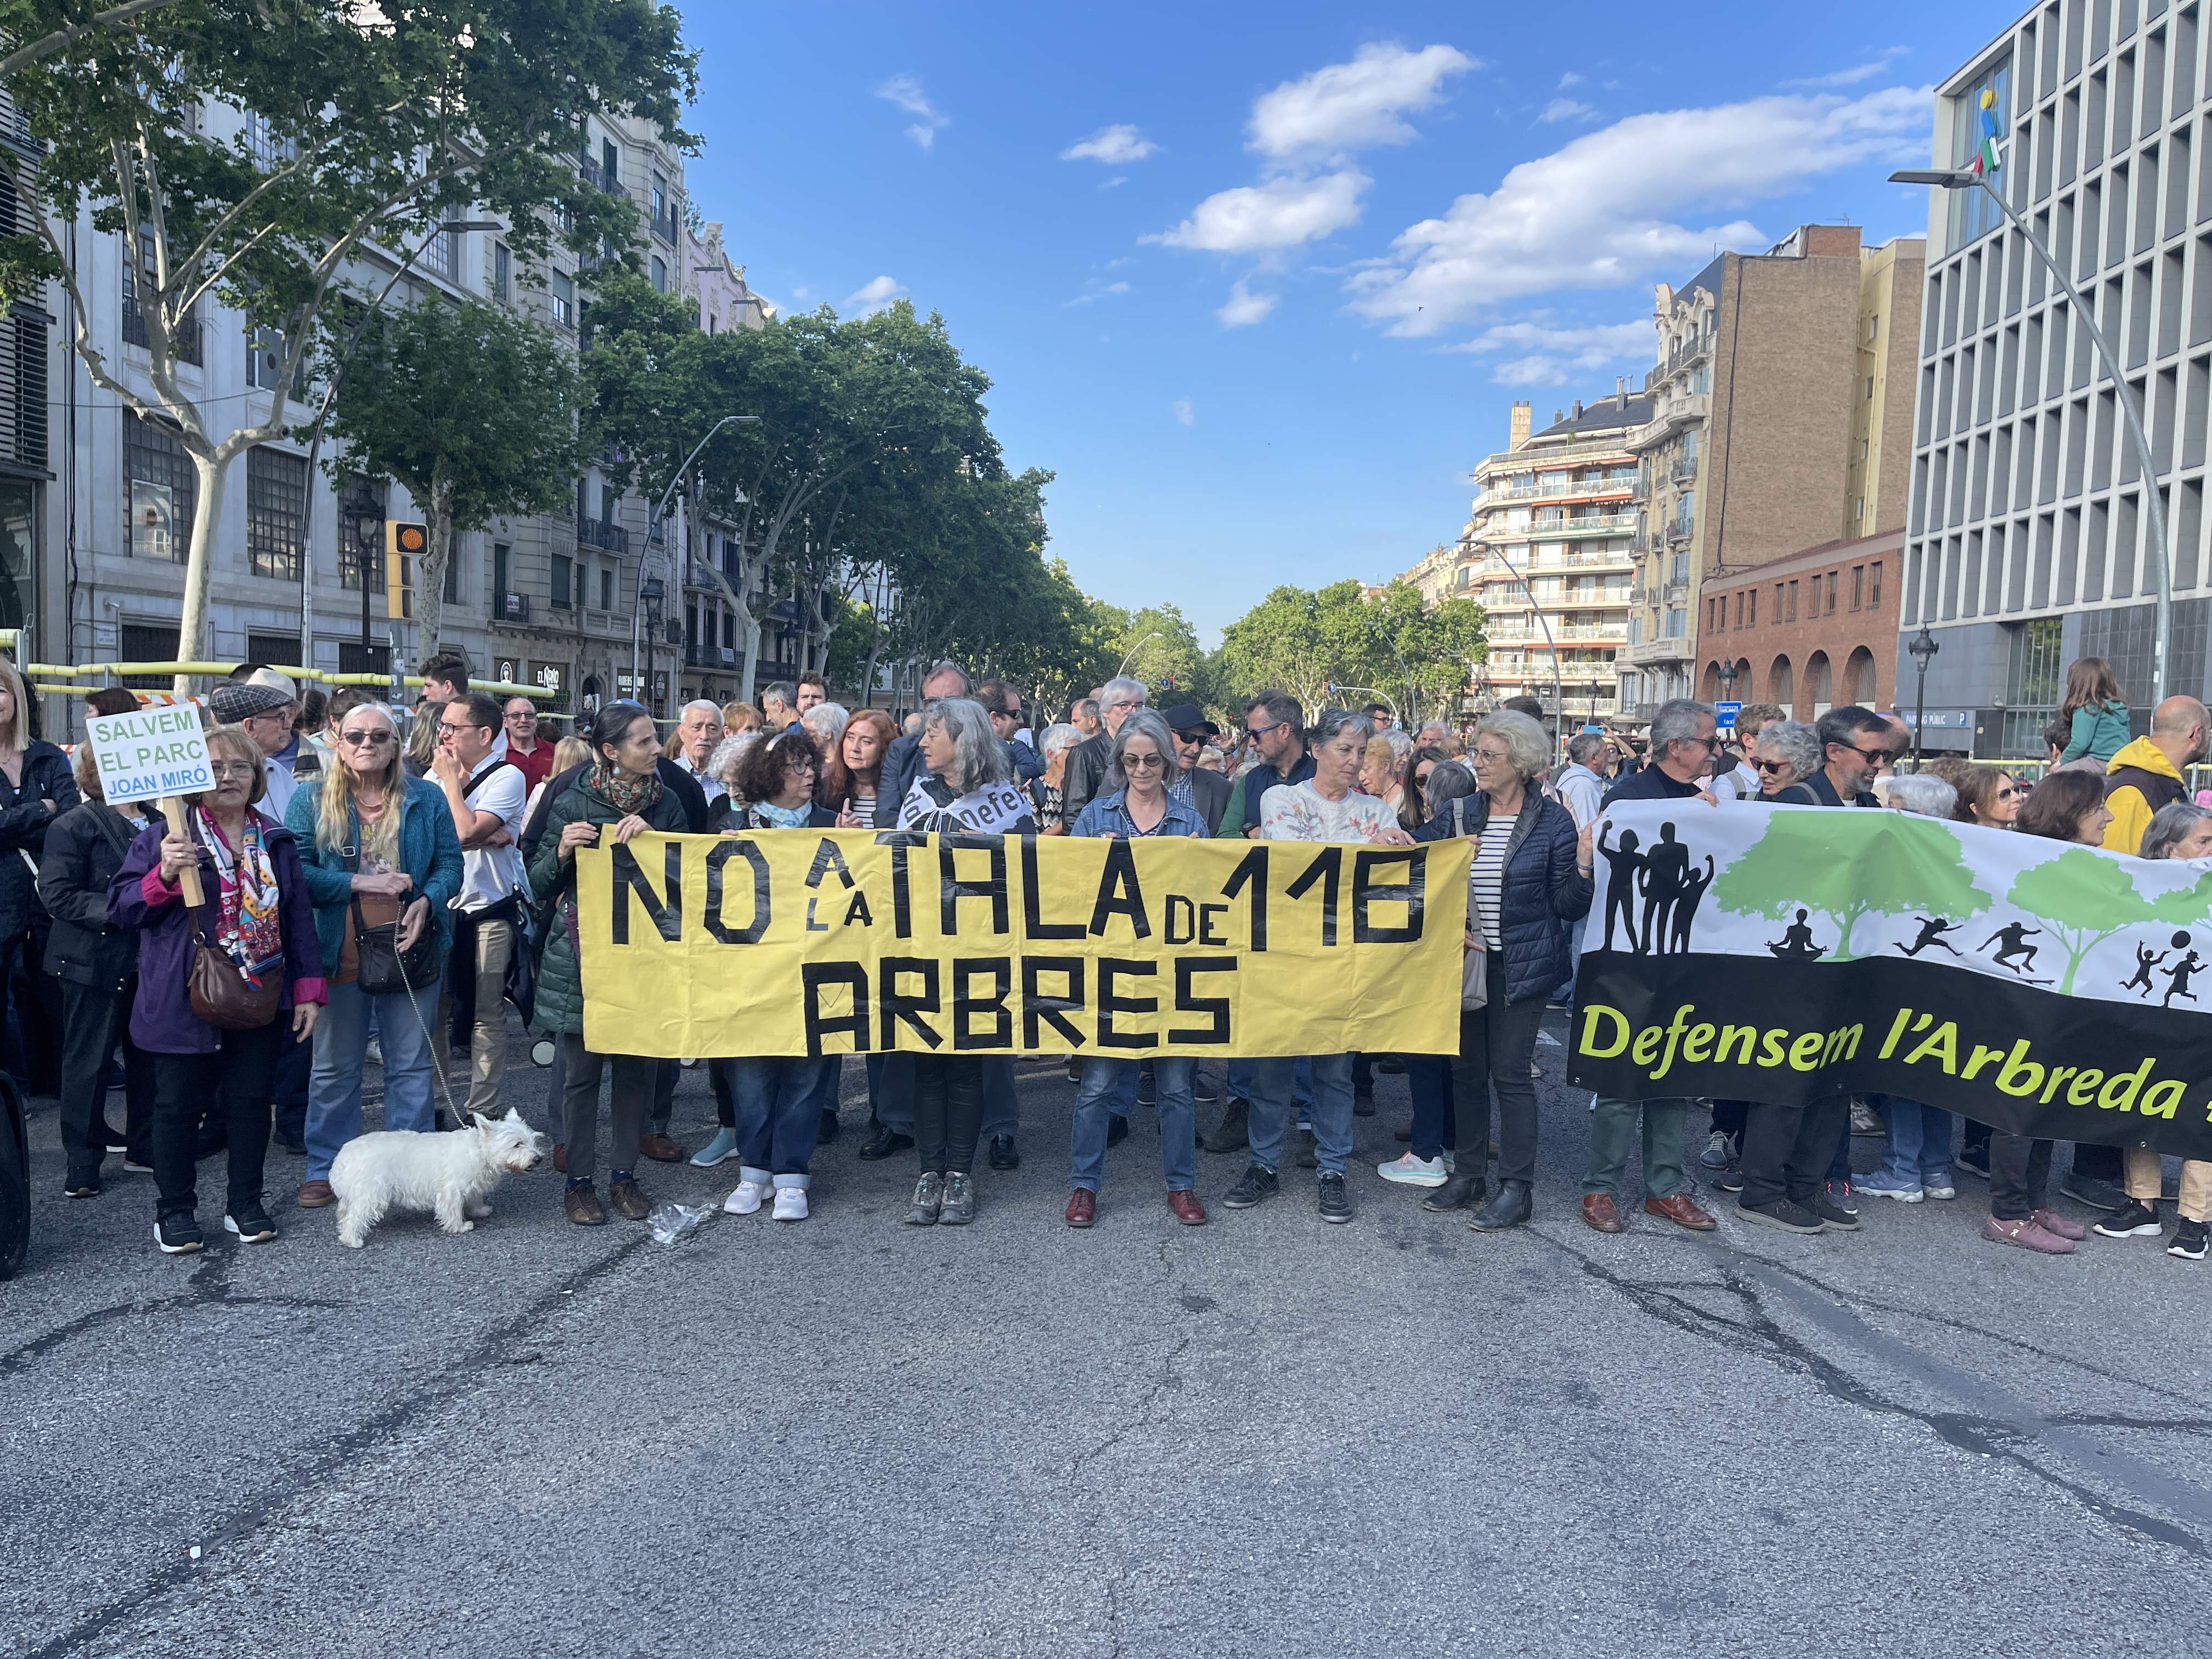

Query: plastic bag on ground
left=647, top=1201, right=714, bottom=1245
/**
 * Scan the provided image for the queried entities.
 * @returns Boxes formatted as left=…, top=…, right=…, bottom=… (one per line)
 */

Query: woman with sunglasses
left=285, top=702, right=463, bottom=1210
left=1748, top=720, right=1823, bottom=805
left=1945, top=763, right=2022, bottom=829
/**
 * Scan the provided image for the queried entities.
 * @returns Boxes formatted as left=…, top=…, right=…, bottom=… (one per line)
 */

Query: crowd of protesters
left=12, top=644, right=2204, bottom=1267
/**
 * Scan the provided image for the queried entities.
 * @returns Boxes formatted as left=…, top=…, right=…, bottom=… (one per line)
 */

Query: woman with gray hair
left=1064, top=707, right=1209, bottom=1229
left=1876, top=772, right=1957, bottom=817
left=2139, top=800, right=2212, bottom=861
left=1032, top=721, right=1085, bottom=832
left=891, top=697, right=1035, bottom=1228
left=1750, top=719, right=1822, bottom=804
left=1398, top=709, right=1595, bottom=1233
left=799, top=700, right=850, bottom=752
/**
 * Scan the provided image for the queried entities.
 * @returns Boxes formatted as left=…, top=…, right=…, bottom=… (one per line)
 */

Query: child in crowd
left=2057, top=656, right=2131, bottom=765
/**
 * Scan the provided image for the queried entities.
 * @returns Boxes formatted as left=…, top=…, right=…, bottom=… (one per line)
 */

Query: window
left=420, top=211, right=460, bottom=284
left=121, top=227, right=201, bottom=364
left=650, top=255, right=668, bottom=293
left=119, top=622, right=181, bottom=689
left=1855, top=494, right=1865, bottom=522
left=492, top=242, right=511, bottom=303
left=599, top=567, right=614, bottom=611
left=1825, top=572, right=1838, bottom=613
left=245, top=631, right=301, bottom=667
left=125, top=414, right=195, bottom=562
left=550, top=552, right=572, bottom=610
left=243, top=111, right=296, bottom=171
left=245, top=445, right=306, bottom=579
left=1868, top=561, right=1882, bottom=609
left=337, top=473, right=386, bottom=594
left=1663, top=607, right=1686, bottom=638
left=651, top=173, right=668, bottom=221
left=1787, top=580, right=1799, bottom=622
left=551, top=270, right=574, bottom=327
left=1850, top=564, right=1865, bottom=610
left=1867, top=313, right=1880, bottom=342
left=443, top=543, right=460, bottom=605
left=1948, top=53, right=2012, bottom=247
left=1866, top=376, right=1876, bottom=400
left=493, top=543, right=511, bottom=613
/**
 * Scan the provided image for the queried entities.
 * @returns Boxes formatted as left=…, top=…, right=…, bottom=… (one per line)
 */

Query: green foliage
left=1111, top=605, right=1207, bottom=702
left=1215, top=579, right=1486, bottom=722
left=2007, top=848, right=2163, bottom=993
left=1714, top=813, right=1993, bottom=963
left=321, top=296, right=588, bottom=652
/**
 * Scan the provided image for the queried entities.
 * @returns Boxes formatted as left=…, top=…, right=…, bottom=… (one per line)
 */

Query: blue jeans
left=1249, top=1054, right=1354, bottom=1176
left=725, top=1056, right=830, bottom=1187
left=1873, top=1095, right=1954, bottom=1186
left=1071, top=1058, right=1195, bottom=1193
left=1226, top=1056, right=1311, bottom=1110
left=306, top=980, right=438, bottom=1180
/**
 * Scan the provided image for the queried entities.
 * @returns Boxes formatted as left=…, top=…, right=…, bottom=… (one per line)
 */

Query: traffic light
left=385, top=521, right=425, bottom=620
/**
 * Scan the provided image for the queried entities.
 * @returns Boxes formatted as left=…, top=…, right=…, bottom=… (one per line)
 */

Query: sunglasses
left=339, top=729, right=396, bottom=747
left=1995, top=784, right=2022, bottom=798
left=1123, top=752, right=1166, bottom=769
left=1752, top=757, right=1792, bottom=773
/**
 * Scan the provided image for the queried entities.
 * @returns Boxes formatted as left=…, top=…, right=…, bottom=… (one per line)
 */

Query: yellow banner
left=575, top=830, right=1470, bottom=1059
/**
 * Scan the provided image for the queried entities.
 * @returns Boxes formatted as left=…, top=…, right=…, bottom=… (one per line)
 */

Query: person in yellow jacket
left=2102, top=697, right=2209, bottom=855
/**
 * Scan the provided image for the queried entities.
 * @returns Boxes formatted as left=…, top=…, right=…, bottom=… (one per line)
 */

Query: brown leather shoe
left=608, top=1177, right=651, bottom=1220
left=552, top=1142, right=566, bottom=1174
left=637, top=1133, right=683, bottom=1164
left=1581, top=1192, right=1624, bottom=1233
left=563, top=1183, right=606, bottom=1226
left=1167, top=1189, right=1207, bottom=1226
left=295, top=1179, right=335, bottom=1209
left=1064, top=1189, right=1096, bottom=1228
left=1645, top=1192, right=1718, bottom=1232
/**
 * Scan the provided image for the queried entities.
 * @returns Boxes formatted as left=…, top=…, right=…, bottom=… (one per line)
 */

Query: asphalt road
left=5, top=1018, right=2212, bottom=1658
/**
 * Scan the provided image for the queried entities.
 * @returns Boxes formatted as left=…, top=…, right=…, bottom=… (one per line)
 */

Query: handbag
left=351, top=893, right=441, bottom=995
left=188, top=904, right=282, bottom=1030
left=1450, top=797, right=1491, bottom=1011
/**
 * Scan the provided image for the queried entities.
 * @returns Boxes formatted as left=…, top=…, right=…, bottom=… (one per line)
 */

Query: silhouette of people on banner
left=1897, top=916, right=1964, bottom=958
left=1767, top=909, right=1825, bottom=961
left=1983, top=921, right=2044, bottom=978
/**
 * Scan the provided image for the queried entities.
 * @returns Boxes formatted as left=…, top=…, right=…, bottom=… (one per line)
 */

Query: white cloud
left=1558, top=71, right=1584, bottom=90
left=1784, top=48, right=1909, bottom=89
left=1249, top=42, right=1476, bottom=158
left=1538, top=97, right=1596, bottom=124
left=1450, top=319, right=1655, bottom=384
left=1062, top=123, right=1159, bottom=164
left=1101, top=176, right=1128, bottom=190
left=1348, top=86, right=1932, bottom=336
left=1215, top=279, right=1279, bottom=328
left=877, top=75, right=948, bottom=149
left=843, top=275, right=906, bottom=317
left=1065, top=280, right=1133, bottom=307
left=1147, top=169, right=1368, bottom=252
left=1171, top=398, right=1195, bottom=426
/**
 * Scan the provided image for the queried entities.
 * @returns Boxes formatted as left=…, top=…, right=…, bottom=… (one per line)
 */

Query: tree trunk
left=172, top=450, right=231, bottom=696
left=416, top=467, right=452, bottom=669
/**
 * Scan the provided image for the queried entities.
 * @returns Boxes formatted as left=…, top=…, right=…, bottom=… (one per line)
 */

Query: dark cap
left=1160, top=704, right=1220, bottom=740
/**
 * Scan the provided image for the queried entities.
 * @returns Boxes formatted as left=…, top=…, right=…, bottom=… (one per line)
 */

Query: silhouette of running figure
left=2164, top=933, right=2203, bottom=1008
left=1668, top=856, right=1717, bottom=953
left=1638, top=822, right=1691, bottom=955
left=2122, top=941, right=2167, bottom=997
left=1595, top=825, right=1645, bottom=952
left=1767, top=907, right=1826, bottom=960
left=1982, top=921, right=2043, bottom=976
left=1898, top=916, right=1964, bottom=958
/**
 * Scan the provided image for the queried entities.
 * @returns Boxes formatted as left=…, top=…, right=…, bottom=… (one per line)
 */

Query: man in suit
left=1160, top=703, right=1231, bottom=834
left=871, top=661, right=973, bottom=829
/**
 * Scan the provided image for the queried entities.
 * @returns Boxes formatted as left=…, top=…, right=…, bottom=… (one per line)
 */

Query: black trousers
left=1740, top=1095, right=1850, bottom=1209
left=270, top=1010, right=312, bottom=1143
left=2069, top=1141, right=2121, bottom=1183
left=58, top=978, right=156, bottom=1177
left=1709, top=1099, right=1749, bottom=1143
left=1990, top=1133, right=2054, bottom=1221
left=151, top=1020, right=286, bottom=1219
left=913, top=1055, right=983, bottom=1174
left=1448, top=970, right=1549, bottom=1185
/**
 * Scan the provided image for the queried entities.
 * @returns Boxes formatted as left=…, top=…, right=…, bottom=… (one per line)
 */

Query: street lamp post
left=1908, top=624, right=1940, bottom=770
left=1116, top=631, right=1160, bottom=678
left=631, top=413, right=760, bottom=719
left=1893, top=165, right=2171, bottom=700
left=1487, top=541, right=1566, bottom=756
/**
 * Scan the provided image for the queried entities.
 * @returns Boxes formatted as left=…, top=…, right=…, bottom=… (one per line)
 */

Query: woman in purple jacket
left=109, top=725, right=326, bottom=1256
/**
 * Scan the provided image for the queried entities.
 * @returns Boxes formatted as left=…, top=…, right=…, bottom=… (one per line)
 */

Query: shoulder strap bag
left=1452, top=797, right=1489, bottom=1010
left=348, top=813, right=442, bottom=997
left=184, top=817, right=281, bottom=1029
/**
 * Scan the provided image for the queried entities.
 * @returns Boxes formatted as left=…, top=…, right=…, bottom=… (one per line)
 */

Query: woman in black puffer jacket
left=1410, top=709, right=1592, bottom=1231
left=0, top=658, right=79, bottom=1094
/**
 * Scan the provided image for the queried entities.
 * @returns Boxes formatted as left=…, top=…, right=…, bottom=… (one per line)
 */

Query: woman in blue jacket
left=284, top=700, right=462, bottom=1207
left=1411, top=710, right=1593, bottom=1232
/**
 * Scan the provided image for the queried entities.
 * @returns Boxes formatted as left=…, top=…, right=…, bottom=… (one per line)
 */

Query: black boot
left=1468, top=1178, right=1533, bottom=1231
left=1421, top=1165, right=1486, bottom=1212
left=1200, top=1098, right=1248, bottom=1154
left=988, top=1133, right=1020, bottom=1170
left=859, top=1124, right=914, bottom=1161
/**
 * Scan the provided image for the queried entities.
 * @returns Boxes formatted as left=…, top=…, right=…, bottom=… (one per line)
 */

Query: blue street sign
left=1714, top=701, right=1742, bottom=731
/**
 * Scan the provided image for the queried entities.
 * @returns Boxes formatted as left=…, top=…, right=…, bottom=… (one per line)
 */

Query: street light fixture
left=631, top=413, right=761, bottom=717
left=1906, top=623, right=1941, bottom=770
left=1892, top=165, right=2171, bottom=699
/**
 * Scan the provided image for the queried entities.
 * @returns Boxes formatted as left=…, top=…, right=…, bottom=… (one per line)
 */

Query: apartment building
left=1616, top=224, right=1923, bottom=723
left=1447, top=394, right=1644, bottom=725
left=1697, top=528, right=1904, bottom=721
left=47, top=99, right=698, bottom=731
left=1903, top=0, right=2212, bottom=757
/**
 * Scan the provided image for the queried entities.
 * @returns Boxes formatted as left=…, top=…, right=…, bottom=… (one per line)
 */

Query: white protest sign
left=86, top=701, right=213, bottom=805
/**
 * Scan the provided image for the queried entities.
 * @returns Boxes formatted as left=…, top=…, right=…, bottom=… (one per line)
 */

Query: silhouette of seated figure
left=1767, top=907, right=1825, bottom=961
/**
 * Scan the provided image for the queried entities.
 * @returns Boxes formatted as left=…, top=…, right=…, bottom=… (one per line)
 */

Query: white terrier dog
left=330, top=1109, right=548, bottom=1248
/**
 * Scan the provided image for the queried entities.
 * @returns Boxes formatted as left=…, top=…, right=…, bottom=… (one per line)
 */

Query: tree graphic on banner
left=1711, top=813, right=1993, bottom=961
left=2005, top=850, right=2162, bottom=993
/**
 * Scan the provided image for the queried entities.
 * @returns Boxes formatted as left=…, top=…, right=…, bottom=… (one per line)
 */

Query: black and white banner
left=1567, top=800, right=2212, bottom=1161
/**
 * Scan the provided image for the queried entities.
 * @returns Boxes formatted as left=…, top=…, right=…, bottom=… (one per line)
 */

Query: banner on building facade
left=577, top=830, right=1470, bottom=1059
left=1570, top=800, right=2212, bottom=1160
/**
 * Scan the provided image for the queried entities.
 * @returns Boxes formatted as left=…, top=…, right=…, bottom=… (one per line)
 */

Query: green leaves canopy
left=1216, top=578, right=1486, bottom=722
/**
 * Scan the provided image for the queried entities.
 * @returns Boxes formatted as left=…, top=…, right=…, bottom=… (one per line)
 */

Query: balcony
left=1527, top=512, right=1636, bottom=540
left=1664, top=515, right=1695, bottom=546
left=650, top=207, right=679, bottom=246
left=1623, top=636, right=1695, bottom=666
left=1669, top=454, right=1699, bottom=484
left=578, top=155, right=627, bottom=198
left=577, top=515, right=628, bottom=555
left=492, top=591, right=531, bottom=624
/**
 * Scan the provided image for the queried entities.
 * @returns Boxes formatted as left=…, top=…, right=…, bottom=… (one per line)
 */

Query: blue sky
left=676, top=2, right=2017, bottom=642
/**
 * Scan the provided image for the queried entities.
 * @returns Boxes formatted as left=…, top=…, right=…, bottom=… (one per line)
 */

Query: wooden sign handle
left=159, top=797, right=206, bottom=907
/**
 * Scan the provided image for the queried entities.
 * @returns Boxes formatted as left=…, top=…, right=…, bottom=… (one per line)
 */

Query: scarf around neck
left=589, top=760, right=663, bottom=819
left=195, top=806, right=284, bottom=974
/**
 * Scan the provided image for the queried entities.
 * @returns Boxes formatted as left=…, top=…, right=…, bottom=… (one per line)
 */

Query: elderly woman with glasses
left=1748, top=720, right=1823, bottom=804
left=891, top=698, right=1035, bottom=1227
left=1400, top=713, right=1596, bottom=1232
left=285, top=702, right=464, bottom=1211
left=1062, top=709, right=1210, bottom=1229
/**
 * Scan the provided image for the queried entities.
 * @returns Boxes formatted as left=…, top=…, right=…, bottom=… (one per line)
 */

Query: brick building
left=1696, top=527, right=1904, bottom=720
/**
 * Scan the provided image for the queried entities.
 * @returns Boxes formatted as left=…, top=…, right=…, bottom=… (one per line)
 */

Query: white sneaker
left=772, top=1187, right=809, bottom=1222
left=723, top=1178, right=770, bottom=1216
left=1376, top=1152, right=1448, bottom=1188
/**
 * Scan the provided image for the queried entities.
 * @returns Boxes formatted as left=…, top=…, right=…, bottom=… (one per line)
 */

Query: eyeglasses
left=1246, top=720, right=1287, bottom=738
left=1995, top=784, right=2022, bottom=798
left=1123, top=752, right=1166, bottom=769
left=208, top=761, right=259, bottom=780
left=1473, top=748, right=1513, bottom=765
left=438, top=719, right=483, bottom=735
left=339, top=729, right=395, bottom=747
left=1751, top=757, right=1792, bottom=773
left=1836, top=743, right=1889, bottom=763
